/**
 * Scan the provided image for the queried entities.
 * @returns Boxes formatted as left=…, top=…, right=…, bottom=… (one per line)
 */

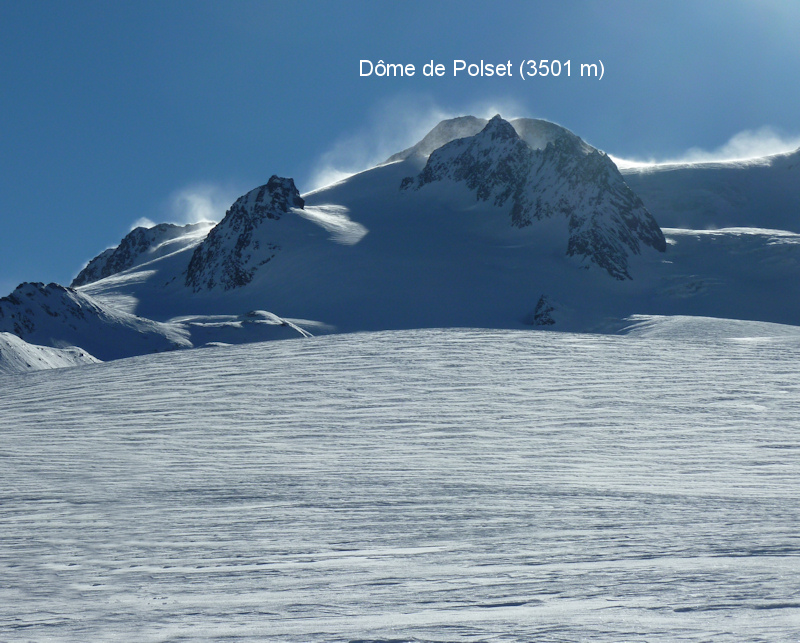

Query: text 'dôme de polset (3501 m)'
left=359, top=59, right=605, bottom=80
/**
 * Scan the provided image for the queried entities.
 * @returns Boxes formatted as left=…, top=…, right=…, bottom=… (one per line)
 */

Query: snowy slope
left=0, top=282, right=191, bottom=360
left=622, top=149, right=800, bottom=231
left=2, top=327, right=799, bottom=641
left=72, top=222, right=214, bottom=287
left=615, top=313, right=800, bottom=340
left=0, top=331, right=99, bottom=374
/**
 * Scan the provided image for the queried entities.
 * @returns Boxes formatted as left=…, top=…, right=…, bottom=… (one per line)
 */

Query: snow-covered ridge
left=185, top=176, right=305, bottom=291
left=401, top=115, right=666, bottom=279
left=387, top=115, right=594, bottom=163
left=0, top=331, right=99, bottom=375
left=72, top=221, right=213, bottom=287
left=0, top=282, right=191, bottom=361
left=622, top=147, right=800, bottom=231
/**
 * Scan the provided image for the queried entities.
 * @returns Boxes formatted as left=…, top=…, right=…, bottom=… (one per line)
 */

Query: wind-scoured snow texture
left=72, top=222, right=214, bottom=287
left=2, top=328, right=800, bottom=641
left=0, top=331, right=99, bottom=374
left=617, top=314, right=800, bottom=340
left=185, top=176, right=305, bottom=291
left=0, top=282, right=190, bottom=361
left=622, top=148, right=800, bottom=232
left=402, top=115, right=666, bottom=279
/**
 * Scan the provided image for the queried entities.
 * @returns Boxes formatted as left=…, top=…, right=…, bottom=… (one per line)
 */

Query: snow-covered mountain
left=5, top=113, right=800, bottom=368
left=72, top=222, right=213, bottom=287
left=0, top=331, right=99, bottom=374
left=0, top=282, right=191, bottom=361
left=71, top=115, right=675, bottom=337
left=401, top=115, right=665, bottom=279
left=387, top=115, right=592, bottom=162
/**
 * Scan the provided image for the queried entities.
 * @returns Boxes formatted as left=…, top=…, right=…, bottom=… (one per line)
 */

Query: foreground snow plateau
left=2, top=328, right=799, bottom=641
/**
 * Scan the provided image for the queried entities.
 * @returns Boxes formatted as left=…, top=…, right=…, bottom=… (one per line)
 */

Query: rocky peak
left=185, top=176, right=304, bottom=291
left=261, top=175, right=306, bottom=213
left=400, top=115, right=666, bottom=280
left=483, top=114, right=518, bottom=141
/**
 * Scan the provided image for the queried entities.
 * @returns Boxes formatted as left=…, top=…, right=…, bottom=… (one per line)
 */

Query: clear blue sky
left=2, top=0, right=799, bottom=292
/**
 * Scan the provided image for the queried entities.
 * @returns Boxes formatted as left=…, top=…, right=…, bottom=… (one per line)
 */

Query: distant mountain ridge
left=0, top=282, right=191, bottom=361
left=6, top=113, right=800, bottom=373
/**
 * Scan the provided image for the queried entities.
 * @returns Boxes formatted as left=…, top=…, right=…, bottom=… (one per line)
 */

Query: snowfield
left=2, top=327, right=800, bottom=641
left=0, top=331, right=99, bottom=374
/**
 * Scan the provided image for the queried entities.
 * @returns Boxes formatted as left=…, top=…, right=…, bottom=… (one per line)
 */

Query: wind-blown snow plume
left=169, top=184, right=242, bottom=224
left=125, top=184, right=241, bottom=233
left=306, top=96, right=527, bottom=191
left=130, top=217, right=157, bottom=230
left=613, top=127, right=800, bottom=168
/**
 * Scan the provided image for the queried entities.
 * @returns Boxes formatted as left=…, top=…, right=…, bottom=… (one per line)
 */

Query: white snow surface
left=622, top=149, right=800, bottom=231
left=0, top=331, right=99, bottom=374
left=2, top=327, right=800, bottom=641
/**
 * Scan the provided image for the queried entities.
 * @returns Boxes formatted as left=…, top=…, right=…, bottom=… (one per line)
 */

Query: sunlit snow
left=2, top=328, right=799, bottom=641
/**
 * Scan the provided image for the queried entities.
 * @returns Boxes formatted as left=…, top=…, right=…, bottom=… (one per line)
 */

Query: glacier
left=2, top=327, right=800, bottom=641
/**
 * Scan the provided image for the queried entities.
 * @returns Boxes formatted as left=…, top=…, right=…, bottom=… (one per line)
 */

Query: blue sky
left=2, top=0, right=800, bottom=292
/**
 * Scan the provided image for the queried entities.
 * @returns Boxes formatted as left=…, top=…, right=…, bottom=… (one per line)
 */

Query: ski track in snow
left=1, top=328, right=800, bottom=641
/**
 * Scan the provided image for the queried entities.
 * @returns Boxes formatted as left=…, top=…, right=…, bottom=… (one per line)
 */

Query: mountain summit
left=185, top=176, right=305, bottom=291
left=401, top=115, right=666, bottom=279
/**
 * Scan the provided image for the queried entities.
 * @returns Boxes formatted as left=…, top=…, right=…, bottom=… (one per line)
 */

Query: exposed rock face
left=401, top=115, right=666, bottom=280
left=72, top=222, right=211, bottom=287
left=526, top=295, right=556, bottom=326
left=185, top=176, right=305, bottom=291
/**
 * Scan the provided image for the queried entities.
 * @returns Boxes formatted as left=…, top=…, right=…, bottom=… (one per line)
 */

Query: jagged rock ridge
left=72, top=222, right=212, bottom=287
left=401, top=115, right=666, bottom=279
left=185, top=176, right=305, bottom=291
